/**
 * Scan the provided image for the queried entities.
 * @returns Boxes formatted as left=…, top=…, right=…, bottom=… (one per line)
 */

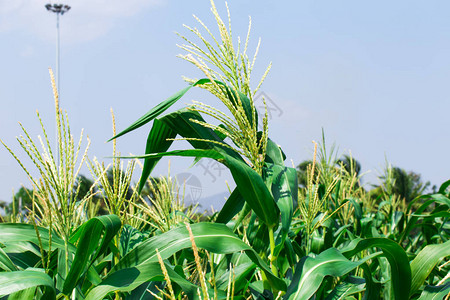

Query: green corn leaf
left=108, top=78, right=210, bottom=141
left=122, top=148, right=222, bottom=161
left=3, top=242, right=40, bottom=270
left=120, top=224, right=146, bottom=257
left=390, top=211, right=405, bottom=233
left=0, top=223, right=74, bottom=253
left=264, top=163, right=297, bottom=234
left=138, top=118, right=177, bottom=193
left=112, top=222, right=286, bottom=291
left=86, top=265, right=102, bottom=286
left=160, top=108, right=240, bottom=159
left=220, top=83, right=258, bottom=127
left=411, top=211, right=450, bottom=218
left=400, top=193, right=450, bottom=243
left=283, top=238, right=297, bottom=267
left=0, top=246, right=18, bottom=271
left=56, top=248, right=70, bottom=291
left=340, top=237, right=411, bottom=300
left=216, top=262, right=256, bottom=292
left=63, top=215, right=121, bottom=295
left=157, top=109, right=253, bottom=225
left=264, top=137, right=286, bottom=166
left=133, top=108, right=242, bottom=196
left=409, top=240, right=450, bottom=296
left=109, top=78, right=256, bottom=142
left=438, top=179, right=450, bottom=194
left=359, top=262, right=382, bottom=300
left=324, top=276, right=366, bottom=300
left=85, top=261, right=199, bottom=300
left=344, top=197, right=363, bottom=221
left=8, top=286, right=37, bottom=300
left=0, top=269, right=55, bottom=299
left=284, top=248, right=379, bottom=300
left=417, top=280, right=450, bottom=300
left=216, top=187, right=245, bottom=224
left=126, top=282, right=164, bottom=300
left=121, top=148, right=280, bottom=228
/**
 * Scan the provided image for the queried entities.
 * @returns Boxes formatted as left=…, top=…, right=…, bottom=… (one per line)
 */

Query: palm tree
left=373, top=165, right=430, bottom=204
left=390, top=167, right=430, bottom=203
left=74, top=174, right=108, bottom=215
left=337, top=154, right=361, bottom=177
left=4, top=186, right=34, bottom=216
left=297, top=160, right=313, bottom=188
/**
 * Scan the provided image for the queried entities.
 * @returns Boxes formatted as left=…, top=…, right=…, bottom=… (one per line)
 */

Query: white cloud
left=0, top=0, right=163, bottom=43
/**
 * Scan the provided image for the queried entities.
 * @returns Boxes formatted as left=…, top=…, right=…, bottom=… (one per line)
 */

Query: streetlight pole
left=45, top=4, right=71, bottom=96
left=45, top=3, right=70, bottom=166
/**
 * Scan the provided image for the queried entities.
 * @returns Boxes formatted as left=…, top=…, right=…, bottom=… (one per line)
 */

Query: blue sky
left=1, top=0, right=449, bottom=205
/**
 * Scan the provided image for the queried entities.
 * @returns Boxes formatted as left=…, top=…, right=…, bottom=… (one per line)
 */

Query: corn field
left=0, top=1, right=449, bottom=299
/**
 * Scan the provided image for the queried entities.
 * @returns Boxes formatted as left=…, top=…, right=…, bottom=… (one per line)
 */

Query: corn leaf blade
left=410, top=240, right=450, bottom=296
left=111, top=222, right=286, bottom=291
left=340, top=237, right=412, bottom=300
left=85, top=262, right=199, bottom=300
left=63, top=214, right=121, bottom=295
left=284, top=248, right=379, bottom=300
left=0, top=269, right=55, bottom=299
left=122, top=148, right=280, bottom=228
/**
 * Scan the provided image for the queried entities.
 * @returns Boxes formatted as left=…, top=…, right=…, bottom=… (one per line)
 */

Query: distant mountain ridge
left=187, top=191, right=229, bottom=214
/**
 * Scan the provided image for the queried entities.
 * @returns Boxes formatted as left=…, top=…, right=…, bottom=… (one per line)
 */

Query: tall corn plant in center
left=110, top=0, right=297, bottom=288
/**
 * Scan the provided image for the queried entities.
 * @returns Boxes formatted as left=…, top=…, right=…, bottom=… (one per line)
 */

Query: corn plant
left=128, top=167, right=199, bottom=233
left=87, top=108, right=136, bottom=222
left=0, top=69, right=92, bottom=237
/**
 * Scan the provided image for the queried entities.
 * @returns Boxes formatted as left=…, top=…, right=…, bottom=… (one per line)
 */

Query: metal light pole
left=45, top=4, right=70, bottom=166
left=45, top=4, right=71, bottom=96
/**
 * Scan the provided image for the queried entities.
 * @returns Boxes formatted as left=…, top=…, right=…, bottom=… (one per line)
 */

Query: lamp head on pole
left=45, top=3, right=71, bottom=15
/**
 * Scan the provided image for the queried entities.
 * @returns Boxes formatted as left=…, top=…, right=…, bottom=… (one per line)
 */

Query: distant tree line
left=296, top=154, right=432, bottom=205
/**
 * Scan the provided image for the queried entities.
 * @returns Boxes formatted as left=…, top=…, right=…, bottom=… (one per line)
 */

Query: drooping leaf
left=340, top=237, right=411, bottom=300
left=108, top=78, right=210, bottom=141
left=109, top=78, right=256, bottom=142
left=138, top=118, right=177, bottom=193
left=359, top=262, right=382, bottom=300
left=56, top=248, right=71, bottom=292
left=216, top=187, right=245, bottom=224
left=438, top=179, right=450, bottom=194
left=159, top=108, right=240, bottom=159
left=121, top=148, right=280, bottom=228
